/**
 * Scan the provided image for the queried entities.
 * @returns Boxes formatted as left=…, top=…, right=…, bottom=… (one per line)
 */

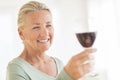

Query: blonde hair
left=18, top=1, right=50, bottom=28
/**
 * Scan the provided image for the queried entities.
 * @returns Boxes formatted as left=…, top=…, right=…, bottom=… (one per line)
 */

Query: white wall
left=87, top=0, right=120, bottom=80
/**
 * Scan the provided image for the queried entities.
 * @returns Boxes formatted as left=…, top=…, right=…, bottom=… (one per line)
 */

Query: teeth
left=37, top=39, right=48, bottom=43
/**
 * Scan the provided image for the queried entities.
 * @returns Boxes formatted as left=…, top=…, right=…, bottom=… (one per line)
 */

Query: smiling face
left=18, top=10, right=54, bottom=52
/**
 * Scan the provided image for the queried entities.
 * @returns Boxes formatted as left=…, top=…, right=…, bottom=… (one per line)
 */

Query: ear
left=18, top=28, right=25, bottom=40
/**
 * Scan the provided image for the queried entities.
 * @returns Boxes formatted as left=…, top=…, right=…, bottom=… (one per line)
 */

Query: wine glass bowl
left=76, top=32, right=96, bottom=48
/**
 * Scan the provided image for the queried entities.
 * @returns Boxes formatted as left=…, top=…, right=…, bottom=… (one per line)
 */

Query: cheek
left=30, top=30, right=40, bottom=37
left=50, top=30, right=54, bottom=44
left=24, top=31, right=37, bottom=40
left=50, top=29, right=54, bottom=38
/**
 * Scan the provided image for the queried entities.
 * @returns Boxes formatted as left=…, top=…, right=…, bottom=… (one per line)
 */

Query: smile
left=37, top=39, right=49, bottom=43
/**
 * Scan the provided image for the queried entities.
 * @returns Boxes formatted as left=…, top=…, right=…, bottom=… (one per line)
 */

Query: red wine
left=76, top=32, right=96, bottom=48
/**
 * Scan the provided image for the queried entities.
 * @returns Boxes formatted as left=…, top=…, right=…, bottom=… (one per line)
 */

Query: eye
left=46, top=24, right=52, bottom=28
left=32, top=26, right=40, bottom=30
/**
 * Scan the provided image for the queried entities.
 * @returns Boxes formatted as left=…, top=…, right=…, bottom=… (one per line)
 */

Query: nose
left=39, top=27, right=48, bottom=37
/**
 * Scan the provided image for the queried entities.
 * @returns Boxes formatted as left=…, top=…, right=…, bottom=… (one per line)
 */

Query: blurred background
left=0, top=0, right=120, bottom=80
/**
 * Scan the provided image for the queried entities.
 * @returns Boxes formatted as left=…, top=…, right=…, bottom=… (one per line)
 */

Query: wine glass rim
left=76, top=31, right=97, bottom=34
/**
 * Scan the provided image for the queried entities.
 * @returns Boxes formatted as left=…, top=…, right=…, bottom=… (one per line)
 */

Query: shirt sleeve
left=6, top=63, right=30, bottom=80
left=56, top=68, right=73, bottom=80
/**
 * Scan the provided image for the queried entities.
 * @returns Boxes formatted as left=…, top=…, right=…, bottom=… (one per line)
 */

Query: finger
left=79, top=55, right=94, bottom=64
left=83, top=62, right=93, bottom=75
left=77, top=65, right=86, bottom=78
left=84, top=48, right=97, bottom=54
left=76, top=48, right=97, bottom=59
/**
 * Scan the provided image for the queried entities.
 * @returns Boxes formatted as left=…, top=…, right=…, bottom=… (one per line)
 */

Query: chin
left=39, top=46, right=50, bottom=52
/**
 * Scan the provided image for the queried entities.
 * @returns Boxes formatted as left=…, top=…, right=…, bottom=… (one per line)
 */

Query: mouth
left=37, top=38, right=49, bottom=43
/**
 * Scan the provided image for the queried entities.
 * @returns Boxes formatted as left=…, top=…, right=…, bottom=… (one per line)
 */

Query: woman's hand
left=64, top=48, right=96, bottom=80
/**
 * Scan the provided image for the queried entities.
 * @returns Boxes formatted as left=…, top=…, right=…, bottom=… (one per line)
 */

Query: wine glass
left=76, top=31, right=98, bottom=77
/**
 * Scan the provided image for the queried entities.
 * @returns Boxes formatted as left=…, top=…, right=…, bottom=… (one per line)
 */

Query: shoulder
left=7, top=58, right=30, bottom=80
left=52, top=57, right=64, bottom=72
left=53, top=57, right=64, bottom=65
left=7, top=58, right=25, bottom=72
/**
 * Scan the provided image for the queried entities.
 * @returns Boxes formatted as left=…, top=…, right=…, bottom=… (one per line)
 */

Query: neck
left=19, top=47, right=50, bottom=65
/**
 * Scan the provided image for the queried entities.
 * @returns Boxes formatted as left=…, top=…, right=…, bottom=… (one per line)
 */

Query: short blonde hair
left=18, top=1, right=50, bottom=28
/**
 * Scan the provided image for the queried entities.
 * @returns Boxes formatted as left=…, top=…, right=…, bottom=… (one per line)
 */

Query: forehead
left=24, top=10, right=52, bottom=24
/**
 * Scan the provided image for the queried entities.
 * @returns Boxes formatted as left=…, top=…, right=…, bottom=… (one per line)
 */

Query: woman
left=6, top=1, right=96, bottom=80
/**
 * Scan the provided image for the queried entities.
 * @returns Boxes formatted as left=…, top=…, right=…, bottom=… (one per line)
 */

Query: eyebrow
left=34, top=23, right=40, bottom=25
left=46, top=21, right=52, bottom=24
left=33, top=21, right=52, bottom=25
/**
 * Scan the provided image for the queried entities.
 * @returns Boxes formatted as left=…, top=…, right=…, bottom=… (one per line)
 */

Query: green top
left=6, top=57, right=73, bottom=80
